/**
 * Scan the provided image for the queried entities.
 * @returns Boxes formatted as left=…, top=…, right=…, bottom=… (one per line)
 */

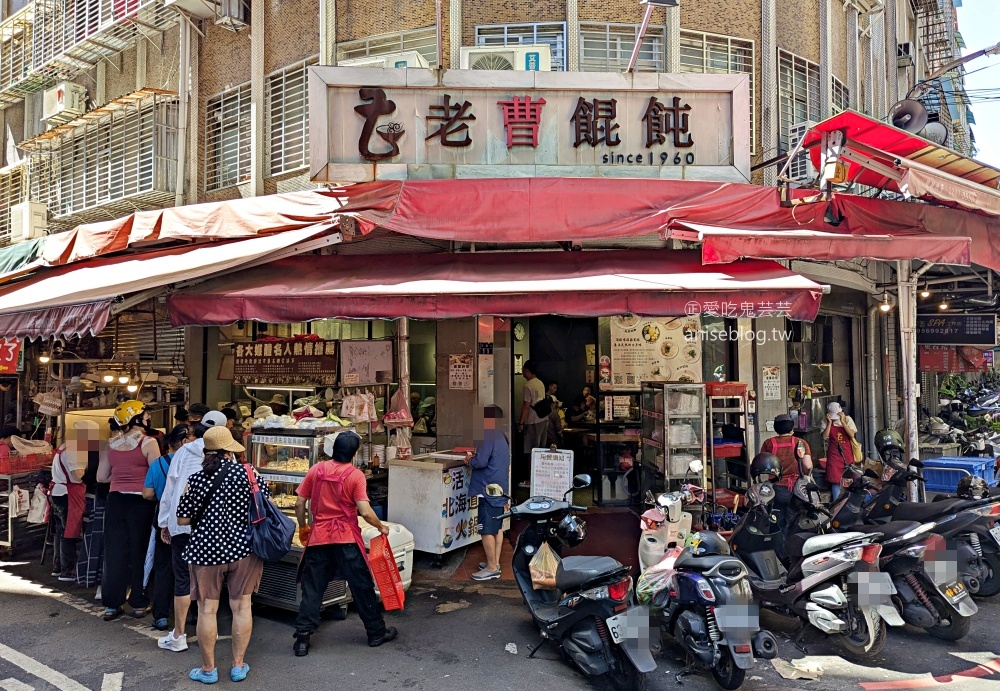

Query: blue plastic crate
left=921, top=456, right=998, bottom=493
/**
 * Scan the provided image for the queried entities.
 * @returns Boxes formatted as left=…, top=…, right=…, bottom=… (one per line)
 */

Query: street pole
left=627, top=4, right=654, bottom=73
left=897, top=260, right=920, bottom=502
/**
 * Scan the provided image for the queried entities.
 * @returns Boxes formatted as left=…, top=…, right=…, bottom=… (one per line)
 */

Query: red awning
left=0, top=300, right=112, bottom=340
left=801, top=111, right=1000, bottom=216
left=166, top=250, right=826, bottom=324
left=671, top=221, right=972, bottom=265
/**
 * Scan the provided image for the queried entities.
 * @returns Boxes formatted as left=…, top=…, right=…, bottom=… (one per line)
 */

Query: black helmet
left=556, top=514, right=587, bottom=548
left=690, top=531, right=731, bottom=557
left=957, top=476, right=989, bottom=500
left=750, top=452, right=782, bottom=484
left=874, top=428, right=905, bottom=466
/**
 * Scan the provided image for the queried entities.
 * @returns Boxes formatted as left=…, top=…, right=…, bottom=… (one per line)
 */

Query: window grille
left=832, top=76, right=850, bottom=115
left=205, top=82, right=251, bottom=191
left=778, top=49, right=821, bottom=154
left=337, top=27, right=438, bottom=67
left=579, top=22, right=666, bottom=73
left=680, top=30, right=755, bottom=154
left=475, top=23, right=567, bottom=71
left=0, top=164, right=25, bottom=245
left=267, top=55, right=318, bottom=177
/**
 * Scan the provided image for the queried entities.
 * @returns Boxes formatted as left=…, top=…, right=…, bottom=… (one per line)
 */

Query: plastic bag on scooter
left=636, top=547, right=682, bottom=606
left=529, top=542, right=560, bottom=590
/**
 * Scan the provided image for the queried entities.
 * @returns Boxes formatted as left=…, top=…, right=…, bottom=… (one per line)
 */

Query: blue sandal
left=231, top=663, right=250, bottom=682
left=189, top=668, right=218, bottom=685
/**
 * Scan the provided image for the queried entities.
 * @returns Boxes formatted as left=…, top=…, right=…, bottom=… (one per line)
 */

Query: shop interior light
left=118, top=374, right=130, bottom=385
left=38, top=350, right=50, bottom=364
left=879, top=292, right=892, bottom=312
left=102, top=371, right=116, bottom=383
left=939, top=300, right=949, bottom=310
left=920, top=284, right=931, bottom=299
left=126, top=382, right=139, bottom=393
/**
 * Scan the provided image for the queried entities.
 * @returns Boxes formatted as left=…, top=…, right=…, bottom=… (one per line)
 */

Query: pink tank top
left=108, top=442, right=150, bottom=493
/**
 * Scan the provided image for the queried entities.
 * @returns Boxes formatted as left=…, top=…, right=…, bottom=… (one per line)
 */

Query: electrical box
left=12, top=201, right=47, bottom=241
left=42, top=82, right=87, bottom=125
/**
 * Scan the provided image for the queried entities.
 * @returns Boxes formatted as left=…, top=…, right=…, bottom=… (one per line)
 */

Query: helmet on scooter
left=556, top=514, right=587, bottom=548
left=957, top=475, right=990, bottom=500
left=874, top=428, right=906, bottom=467
left=749, top=452, right=782, bottom=484
left=689, top=531, right=731, bottom=557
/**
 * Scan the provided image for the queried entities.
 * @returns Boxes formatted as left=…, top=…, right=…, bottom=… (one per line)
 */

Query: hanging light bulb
left=118, top=374, right=130, bottom=385
left=920, top=284, right=930, bottom=299
left=38, top=350, right=50, bottom=364
left=126, top=382, right=139, bottom=393
left=102, top=371, right=115, bottom=383
left=939, top=300, right=949, bottom=310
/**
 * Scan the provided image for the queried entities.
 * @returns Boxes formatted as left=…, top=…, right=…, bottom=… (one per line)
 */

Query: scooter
left=793, top=470, right=977, bottom=641
left=505, top=474, right=656, bottom=691
left=729, top=478, right=900, bottom=659
left=638, top=485, right=698, bottom=572
left=638, top=490, right=777, bottom=690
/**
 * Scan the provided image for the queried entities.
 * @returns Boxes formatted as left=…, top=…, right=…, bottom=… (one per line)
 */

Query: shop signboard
left=530, top=448, right=574, bottom=499
left=0, top=337, right=21, bottom=374
left=919, top=345, right=990, bottom=373
left=441, top=465, right=479, bottom=551
left=916, top=315, right=998, bottom=346
left=608, top=316, right=703, bottom=390
left=233, top=339, right=338, bottom=386
left=310, top=70, right=750, bottom=183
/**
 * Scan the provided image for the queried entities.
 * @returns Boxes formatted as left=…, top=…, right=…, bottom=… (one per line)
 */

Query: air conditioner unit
left=42, top=82, right=87, bottom=125
left=339, top=51, right=430, bottom=69
left=215, top=0, right=248, bottom=32
left=787, top=121, right=817, bottom=183
left=11, top=201, right=46, bottom=241
left=460, top=45, right=552, bottom=71
left=164, top=0, right=216, bottom=20
left=897, top=42, right=914, bottom=68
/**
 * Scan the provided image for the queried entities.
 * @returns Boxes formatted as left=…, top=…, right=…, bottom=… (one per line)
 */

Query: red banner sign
left=0, top=337, right=21, bottom=374
left=918, top=345, right=990, bottom=373
left=233, top=338, right=338, bottom=386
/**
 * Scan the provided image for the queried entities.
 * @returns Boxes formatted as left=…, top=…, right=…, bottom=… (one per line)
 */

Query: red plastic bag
left=383, top=388, right=413, bottom=429
left=369, top=534, right=406, bottom=611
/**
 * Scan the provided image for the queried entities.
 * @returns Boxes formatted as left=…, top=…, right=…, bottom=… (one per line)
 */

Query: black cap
left=332, top=432, right=361, bottom=462
left=774, top=414, right=793, bottom=424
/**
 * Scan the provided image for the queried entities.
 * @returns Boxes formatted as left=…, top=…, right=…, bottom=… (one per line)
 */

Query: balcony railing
left=0, top=8, right=54, bottom=107
left=32, top=0, right=179, bottom=81
left=23, top=88, right=177, bottom=227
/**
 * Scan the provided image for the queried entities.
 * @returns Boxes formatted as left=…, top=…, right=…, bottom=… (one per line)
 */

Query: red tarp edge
left=0, top=300, right=111, bottom=340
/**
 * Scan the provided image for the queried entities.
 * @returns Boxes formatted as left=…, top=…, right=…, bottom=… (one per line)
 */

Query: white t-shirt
left=50, top=447, right=84, bottom=497
left=158, top=439, right=205, bottom=536
left=523, top=378, right=546, bottom=425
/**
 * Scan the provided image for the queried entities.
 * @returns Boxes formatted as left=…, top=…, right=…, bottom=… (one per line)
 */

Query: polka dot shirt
left=176, top=459, right=270, bottom=566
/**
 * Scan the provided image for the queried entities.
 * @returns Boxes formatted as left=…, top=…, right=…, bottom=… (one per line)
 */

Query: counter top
left=390, top=451, right=467, bottom=471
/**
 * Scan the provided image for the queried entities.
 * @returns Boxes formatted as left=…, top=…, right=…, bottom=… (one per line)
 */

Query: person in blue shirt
left=143, top=424, right=195, bottom=631
left=464, top=405, right=511, bottom=582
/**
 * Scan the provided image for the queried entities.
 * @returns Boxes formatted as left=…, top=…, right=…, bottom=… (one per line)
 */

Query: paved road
left=0, top=557, right=998, bottom=691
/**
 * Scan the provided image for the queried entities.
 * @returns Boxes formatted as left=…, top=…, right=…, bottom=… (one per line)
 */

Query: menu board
left=609, top=316, right=702, bottom=389
left=233, top=339, right=337, bottom=385
left=339, top=339, right=394, bottom=385
left=441, top=465, right=480, bottom=551
left=530, top=448, right=574, bottom=499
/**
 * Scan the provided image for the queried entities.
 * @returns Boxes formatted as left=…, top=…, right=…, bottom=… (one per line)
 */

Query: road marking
left=0, top=679, right=35, bottom=691
left=0, top=643, right=89, bottom=691
left=100, top=673, right=123, bottom=691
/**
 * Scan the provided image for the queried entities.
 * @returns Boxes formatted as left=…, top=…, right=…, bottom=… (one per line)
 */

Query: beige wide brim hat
left=203, top=426, right=245, bottom=453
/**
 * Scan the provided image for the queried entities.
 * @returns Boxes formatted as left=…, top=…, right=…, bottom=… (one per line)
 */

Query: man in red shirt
left=292, top=431, right=396, bottom=656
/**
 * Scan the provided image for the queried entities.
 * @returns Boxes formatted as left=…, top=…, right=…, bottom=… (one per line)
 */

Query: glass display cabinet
left=640, top=382, right=708, bottom=497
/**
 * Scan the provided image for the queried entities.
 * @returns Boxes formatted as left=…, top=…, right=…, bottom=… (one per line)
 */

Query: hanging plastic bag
left=26, top=484, right=49, bottom=524
left=10, top=485, right=30, bottom=517
left=636, top=547, right=683, bottom=606
left=340, top=393, right=360, bottom=420
left=529, top=542, right=561, bottom=590
left=37, top=389, right=63, bottom=417
left=384, top=389, right=413, bottom=428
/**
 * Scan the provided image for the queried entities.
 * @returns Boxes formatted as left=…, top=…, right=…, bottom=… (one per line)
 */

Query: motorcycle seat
left=893, top=498, right=968, bottom=522
left=674, top=550, right=745, bottom=576
left=786, top=531, right=866, bottom=559
left=556, top=556, right=623, bottom=592
left=848, top=521, right=921, bottom=540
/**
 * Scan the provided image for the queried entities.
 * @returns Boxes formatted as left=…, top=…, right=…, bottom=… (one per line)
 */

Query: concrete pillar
left=761, top=0, right=778, bottom=185
left=885, top=0, right=898, bottom=106
left=319, top=0, right=336, bottom=64
left=96, top=60, right=106, bottom=106
left=666, top=4, right=680, bottom=73
left=136, top=39, right=147, bottom=89
left=449, top=0, right=462, bottom=69
left=846, top=6, right=859, bottom=110
left=871, top=11, right=886, bottom=118
left=249, top=1, right=265, bottom=196
left=819, top=0, right=831, bottom=115
left=897, top=261, right=920, bottom=500
left=566, top=0, right=579, bottom=71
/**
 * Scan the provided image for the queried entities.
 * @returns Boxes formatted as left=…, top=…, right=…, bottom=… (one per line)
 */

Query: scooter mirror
left=572, top=473, right=592, bottom=489
left=909, top=459, right=924, bottom=469
left=644, top=490, right=656, bottom=505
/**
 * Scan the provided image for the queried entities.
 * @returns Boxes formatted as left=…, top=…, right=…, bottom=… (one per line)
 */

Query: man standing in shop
left=518, top=360, right=548, bottom=460
left=292, top=431, right=397, bottom=656
left=465, top=405, right=510, bottom=581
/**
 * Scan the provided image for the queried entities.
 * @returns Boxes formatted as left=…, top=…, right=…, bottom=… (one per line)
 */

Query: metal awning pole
left=897, top=260, right=921, bottom=502
left=627, top=4, right=654, bottom=73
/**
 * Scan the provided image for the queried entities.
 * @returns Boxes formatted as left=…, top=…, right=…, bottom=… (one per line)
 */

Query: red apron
left=297, top=462, right=370, bottom=580
left=826, top=425, right=851, bottom=484
left=53, top=450, right=87, bottom=539
left=766, top=436, right=802, bottom=491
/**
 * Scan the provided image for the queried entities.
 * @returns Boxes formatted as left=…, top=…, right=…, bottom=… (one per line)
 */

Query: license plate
left=606, top=613, right=627, bottom=644
left=605, top=607, right=648, bottom=645
left=990, top=525, right=1000, bottom=548
left=941, top=581, right=968, bottom=604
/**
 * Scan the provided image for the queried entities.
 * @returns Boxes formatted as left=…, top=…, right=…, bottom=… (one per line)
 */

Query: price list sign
left=530, top=448, right=574, bottom=499
left=234, top=340, right=338, bottom=385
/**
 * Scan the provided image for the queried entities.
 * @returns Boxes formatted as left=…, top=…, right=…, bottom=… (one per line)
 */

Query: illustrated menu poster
left=233, top=339, right=337, bottom=386
left=530, top=448, right=574, bottom=500
left=761, top=366, right=782, bottom=400
left=441, top=465, right=479, bottom=551
left=449, top=354, right=475, bottom=390
left=609, top=316, right=703, bottom=389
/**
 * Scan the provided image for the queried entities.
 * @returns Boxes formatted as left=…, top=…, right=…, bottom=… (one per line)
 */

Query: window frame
left=204, top=82, right=251, bottom=192
left=578, top=22, right=666, bottom=73
left=777, top=49, right=821, bottom=154
left=474, top=22, right=568, bottom=72
left=336, top=26, right=438, bottom=68
left=266, top=55, right=319, bottom=177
